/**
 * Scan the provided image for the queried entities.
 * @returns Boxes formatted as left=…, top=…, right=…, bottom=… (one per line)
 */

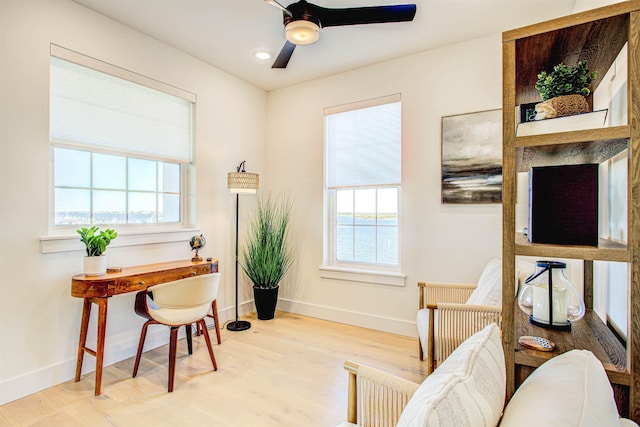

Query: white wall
left=266, top=35, right=504, bottom=336
left=0, top=0, right=267, bottom=404
left=573, top=0, right=623, bottom=12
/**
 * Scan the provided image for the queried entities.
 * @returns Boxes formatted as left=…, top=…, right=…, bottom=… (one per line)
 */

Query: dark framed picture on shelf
left=441, top=109, right=502, bottom=204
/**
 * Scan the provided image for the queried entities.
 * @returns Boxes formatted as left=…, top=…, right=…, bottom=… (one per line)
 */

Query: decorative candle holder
left=517, top=260, right=585, bottom=330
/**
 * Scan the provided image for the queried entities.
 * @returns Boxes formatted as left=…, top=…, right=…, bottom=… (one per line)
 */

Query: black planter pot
left=254, top=286, right=279, bottom=320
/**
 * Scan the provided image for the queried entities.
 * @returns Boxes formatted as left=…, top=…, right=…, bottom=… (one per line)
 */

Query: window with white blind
left=49, top=45, right=195, bottom=228
left=323, top=94, right=403, bottom=281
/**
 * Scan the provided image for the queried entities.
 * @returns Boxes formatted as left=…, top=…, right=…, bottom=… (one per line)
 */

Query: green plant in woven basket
left=240, top=193, right=294, bottom=289
left=77, top=226, right=118, bottom=256
left=535, top=61, right=597, bottom=101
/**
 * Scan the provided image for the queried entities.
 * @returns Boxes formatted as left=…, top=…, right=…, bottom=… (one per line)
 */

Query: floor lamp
left=227, top=161, right=259, bottom=332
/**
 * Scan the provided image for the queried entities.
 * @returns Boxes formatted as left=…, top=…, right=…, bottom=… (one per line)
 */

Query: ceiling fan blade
left=315, top=4, right=416, bottom=28
left=264, top=0, right=293, bottom=16
left=272, top=41, right=296, bottom=68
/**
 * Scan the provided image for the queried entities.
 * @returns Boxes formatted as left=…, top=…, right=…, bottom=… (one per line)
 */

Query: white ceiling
left=72, top=0, right=577, bottom=92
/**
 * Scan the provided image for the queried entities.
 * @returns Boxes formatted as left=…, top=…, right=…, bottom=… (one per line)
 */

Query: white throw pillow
left=500, top=349, right=622, bottom=427
left=397, top=323, right=505, bottom=427
left=466, top=258, right=502, bottom=306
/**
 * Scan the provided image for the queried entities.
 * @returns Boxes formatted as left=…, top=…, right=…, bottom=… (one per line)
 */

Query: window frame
left=326, top=185, right=401, bottom=272
left=321, top=95, right=405, bottom=285
left=42, top=45, right=198, bottom=251
left=51, top=146, right=187, bottom=229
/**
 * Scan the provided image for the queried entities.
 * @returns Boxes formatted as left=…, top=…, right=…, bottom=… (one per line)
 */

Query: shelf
left=516, top=109, right=609, bottom=137
left=514, top=126, right=629, bottom=172
left=515, top=125, right=630, bottom=147
left=515, top=233, right=629, bottom=262
left=514, top=307, right=628, bottom=386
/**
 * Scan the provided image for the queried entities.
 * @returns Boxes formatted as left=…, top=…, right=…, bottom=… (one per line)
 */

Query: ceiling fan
left=264, top=0, right=417, bottom=68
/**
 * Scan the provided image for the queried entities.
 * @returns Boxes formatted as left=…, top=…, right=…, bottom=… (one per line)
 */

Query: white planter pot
left=84, top=255, right=107, bottom=276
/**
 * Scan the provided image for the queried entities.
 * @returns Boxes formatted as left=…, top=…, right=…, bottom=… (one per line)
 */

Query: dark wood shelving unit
left=502, top=1, right=640, bottom=421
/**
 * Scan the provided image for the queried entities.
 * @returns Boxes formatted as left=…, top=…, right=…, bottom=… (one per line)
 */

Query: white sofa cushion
left=397, top=323, right=505, bottom=427
left=466, top=258, right=502, bottom=306
left=500, top=349, right=622, bottom=427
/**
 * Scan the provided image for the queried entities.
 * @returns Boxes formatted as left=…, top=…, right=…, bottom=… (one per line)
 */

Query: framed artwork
left=441, top=109, right=502, bottom=204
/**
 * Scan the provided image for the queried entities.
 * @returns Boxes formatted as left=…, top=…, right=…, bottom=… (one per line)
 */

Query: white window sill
left=39, top=228, right=200, bottom=254
left=319, top=266, right=406, bottom=287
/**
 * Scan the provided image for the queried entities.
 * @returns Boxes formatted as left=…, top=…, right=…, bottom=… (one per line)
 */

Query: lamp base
left=227, top=320, right=251, bottom=331
left=529, top=315, right=571, bottom=331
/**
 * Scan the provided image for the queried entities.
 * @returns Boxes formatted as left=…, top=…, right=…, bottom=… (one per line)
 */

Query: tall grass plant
left=240, top=194, right=294, bottom=289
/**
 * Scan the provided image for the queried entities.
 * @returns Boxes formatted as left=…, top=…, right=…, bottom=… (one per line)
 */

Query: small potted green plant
left=239, top=193, right=294, bottom=320
left=533, top=61, right=597, bottom=119
left=77, top=226, right=118, bottom=276
left=535, top=61, right=597, bottom=101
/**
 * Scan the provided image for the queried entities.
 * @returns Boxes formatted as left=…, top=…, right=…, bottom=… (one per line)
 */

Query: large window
left=49, top=45, right=194, bottom=228
left=324, top=94, right=401, bottom=273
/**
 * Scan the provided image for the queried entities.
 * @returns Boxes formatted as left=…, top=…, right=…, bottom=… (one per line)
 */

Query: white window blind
left=49, top=49, right=193, bottom=163
left=325, top=94, right=401, bottom=189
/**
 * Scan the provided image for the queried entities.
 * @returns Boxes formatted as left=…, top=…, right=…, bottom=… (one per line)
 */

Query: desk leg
left=74, top=298, right=92, bottom=382
left=94, top=297, right=108, bottom=396
left=73, top=297, right=109, bottom=396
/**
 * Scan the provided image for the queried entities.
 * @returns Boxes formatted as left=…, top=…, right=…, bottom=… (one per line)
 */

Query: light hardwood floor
left=0, top=312, right=426, bottom=426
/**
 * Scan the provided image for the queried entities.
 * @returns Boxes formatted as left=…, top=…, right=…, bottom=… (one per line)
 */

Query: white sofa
left=340, top=324, right=638, bottom=427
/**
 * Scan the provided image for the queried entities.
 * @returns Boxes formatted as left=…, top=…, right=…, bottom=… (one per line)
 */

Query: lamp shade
left=228, top=171, right=259, bottom=194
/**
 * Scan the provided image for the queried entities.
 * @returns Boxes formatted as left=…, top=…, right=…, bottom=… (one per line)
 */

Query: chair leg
left=204, top=300, right=222, bottom=344
left=212, top=299, right=222, bottom=344
left=185, top=324, right=193, bottom=355
left=198, top=319, right=217, bottom=371
left=168, top=326, right=179, bottom=392
left=133, top=320, right=152, bottom=377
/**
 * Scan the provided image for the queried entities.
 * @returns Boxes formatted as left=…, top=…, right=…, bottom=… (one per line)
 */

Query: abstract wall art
left=441, top=109, right=502, bottom=204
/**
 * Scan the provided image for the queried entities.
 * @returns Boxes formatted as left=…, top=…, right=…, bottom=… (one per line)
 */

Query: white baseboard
left=277, top=298, right=417, bottom=338
left=0, top=325, right=167, bottom=405
left=0, top=300, right=254, bottom=406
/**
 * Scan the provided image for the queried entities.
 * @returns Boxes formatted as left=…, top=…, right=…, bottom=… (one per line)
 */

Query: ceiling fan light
left=285, top=20, right=320, bottom=45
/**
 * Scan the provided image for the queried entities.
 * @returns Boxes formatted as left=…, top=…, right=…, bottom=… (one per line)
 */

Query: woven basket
left=546, top=94, right=589, bottom=117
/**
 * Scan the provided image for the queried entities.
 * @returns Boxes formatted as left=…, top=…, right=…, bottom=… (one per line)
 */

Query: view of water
left=336, top=216, right=398, bottom=265
left=55, top=211, right=178, bottom=225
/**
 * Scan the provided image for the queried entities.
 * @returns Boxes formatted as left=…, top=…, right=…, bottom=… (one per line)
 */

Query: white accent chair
left=416, top=258, right=505, bottom=374
left=132, top=272, right=221, bottom=392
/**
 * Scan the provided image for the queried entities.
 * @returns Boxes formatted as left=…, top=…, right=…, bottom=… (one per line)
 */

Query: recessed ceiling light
left=254, top=51, right=273, bottom=60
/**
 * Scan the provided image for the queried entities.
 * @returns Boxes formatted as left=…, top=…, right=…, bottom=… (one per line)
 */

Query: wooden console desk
left=71, top=259, right=218, bottom=396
